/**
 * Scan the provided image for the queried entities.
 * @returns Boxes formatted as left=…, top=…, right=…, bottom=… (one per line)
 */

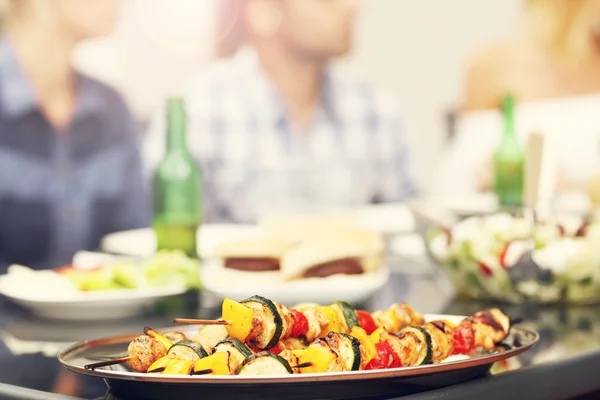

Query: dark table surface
left=1, top=256, right=600, bottom=400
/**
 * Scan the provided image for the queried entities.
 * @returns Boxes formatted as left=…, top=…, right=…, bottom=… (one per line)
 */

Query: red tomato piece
left=452, top=325, right=475, bottom=355
left=388, top=347, right=402, bottom=368
left=364, top=357, right=386, bottom=370
left=356, top=310, right=377, bottom=335
left=365, top=341, right=401, bottom=370
left=290, top=310, right=309, bottom=338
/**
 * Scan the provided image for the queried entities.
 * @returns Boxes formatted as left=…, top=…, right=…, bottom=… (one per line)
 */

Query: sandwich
left=259, top=214, right=363, bottom=245
left=210, top=240, right=291, bottom=272
left=280, top=228, right=384, bottom=279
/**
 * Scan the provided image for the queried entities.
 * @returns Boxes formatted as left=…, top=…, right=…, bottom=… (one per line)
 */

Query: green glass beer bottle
left=152, top=98, right=201, bottom=258
left=494, top=94, right=524, bottom=207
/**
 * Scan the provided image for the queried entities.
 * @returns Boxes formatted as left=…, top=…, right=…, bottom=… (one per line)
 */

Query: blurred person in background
left=434, top=0, right=600, bottom=198
left=145, top=0, right=418, bottom=223
left=0, top=0, right=148, bottom=274
left=0, top=1, right=147, bottom=396
left=463, top=0, right=600, bottom=111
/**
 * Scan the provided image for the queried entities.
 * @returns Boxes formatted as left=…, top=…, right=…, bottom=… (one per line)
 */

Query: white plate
left=200, top=260, right=390, bottom=306
left=0, top=273, right=186, bottom=321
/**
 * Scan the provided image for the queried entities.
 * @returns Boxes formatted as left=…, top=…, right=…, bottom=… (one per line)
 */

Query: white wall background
left=74, top=0, right=523, bottom=192
left=349, top=0, right=522, bottom=190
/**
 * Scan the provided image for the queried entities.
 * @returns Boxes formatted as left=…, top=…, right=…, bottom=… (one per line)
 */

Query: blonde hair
left=526, top=0, right=596, bottom=60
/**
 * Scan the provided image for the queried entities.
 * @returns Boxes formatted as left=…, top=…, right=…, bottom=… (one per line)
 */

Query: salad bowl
left=426, top=212, right=600, bottom=304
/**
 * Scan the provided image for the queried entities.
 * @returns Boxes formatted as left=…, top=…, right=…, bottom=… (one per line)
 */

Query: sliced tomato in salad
left=442, top=228, right=452, bottom=245
left=479, top=262, right=493, bottom=277
left=54, top=264, right=103, bottom=274
left=499, top=243, right=510, bottom=270
left=54, top=265, right=74, bottom=274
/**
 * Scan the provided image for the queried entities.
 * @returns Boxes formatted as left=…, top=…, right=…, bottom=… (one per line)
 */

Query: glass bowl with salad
left=426, top=213, right=600, bottom=304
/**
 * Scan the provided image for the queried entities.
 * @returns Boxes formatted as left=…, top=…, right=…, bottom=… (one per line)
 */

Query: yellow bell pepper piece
left=144, top=327, right=173, bottom=351
left=148, top=355, right=174, bottom=373
left=441, top=319, right=456, bottom=329
left=291, top=349, right=307, bottom=359
left=298, top=344, right=336, bottom=373
left=162, top=359, right=194, bottom=375
left=370, top=327, right=386, bottom=344
left=350, top=326, right=377, bottom=364
left=194, top=352, right=231, bottom=375
left=222, top=298, right=254, bottom=342
left=317, top=306, right=340, bottom=337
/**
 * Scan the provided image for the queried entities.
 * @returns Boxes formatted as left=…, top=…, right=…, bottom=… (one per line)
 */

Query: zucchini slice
left=334, top=301, right=359, bottom=330
left=214, top=338, right=253, bottom=357
left=213, top=338, right=253, bottom=371
left=422, top=322, right=453, bottom=363
left=167, top=340, right=209, bottom=362
left=241, top=295, right=283, bottom=350
left=236, top=351, right=293, bottom=375
left=325, top=332, right=361, bottom=371
left=398, top=326, right=432, bottom=365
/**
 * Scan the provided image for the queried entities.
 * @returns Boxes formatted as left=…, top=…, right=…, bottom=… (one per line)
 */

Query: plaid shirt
left=0, top=38, right=149, bottom=271
left=145, top=49, right=418, bottom=223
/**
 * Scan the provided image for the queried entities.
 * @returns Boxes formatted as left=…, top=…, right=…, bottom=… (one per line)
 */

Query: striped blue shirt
left=145, top=49, right=418, bottom=223
left=0, top=38, right=149, bottom=271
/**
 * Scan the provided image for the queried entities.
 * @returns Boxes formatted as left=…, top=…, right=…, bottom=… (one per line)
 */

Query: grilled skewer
left=86, top=295, right=511, bottom=376
left=151, top=307, right=511, bottom=376
left=142, top=307, right=511, bottom=376
left=175, top=296, right=426, bottom=350
left=84, top=330, right=187, bottom=371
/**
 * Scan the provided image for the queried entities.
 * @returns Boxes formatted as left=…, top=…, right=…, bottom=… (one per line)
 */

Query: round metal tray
left=58, top=315, right=539, bottom=400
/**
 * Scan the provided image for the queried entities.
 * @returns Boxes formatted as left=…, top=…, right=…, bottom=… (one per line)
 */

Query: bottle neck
left=166, top=100, right=187, bottom=153
left=504, top=113, right=515, bottom=138
left=503, top=97, right=515, bottom=139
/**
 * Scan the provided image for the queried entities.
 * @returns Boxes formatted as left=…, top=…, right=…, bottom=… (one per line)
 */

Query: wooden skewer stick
left=172, top=318, right=230, bottom=325
left=84, top=354, right=128, bottom=362
left=85, top=356, right=133, bottom=370
left=190, top=368, right=214, bottom=375
left=291, top=362, right=313, bottom=369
